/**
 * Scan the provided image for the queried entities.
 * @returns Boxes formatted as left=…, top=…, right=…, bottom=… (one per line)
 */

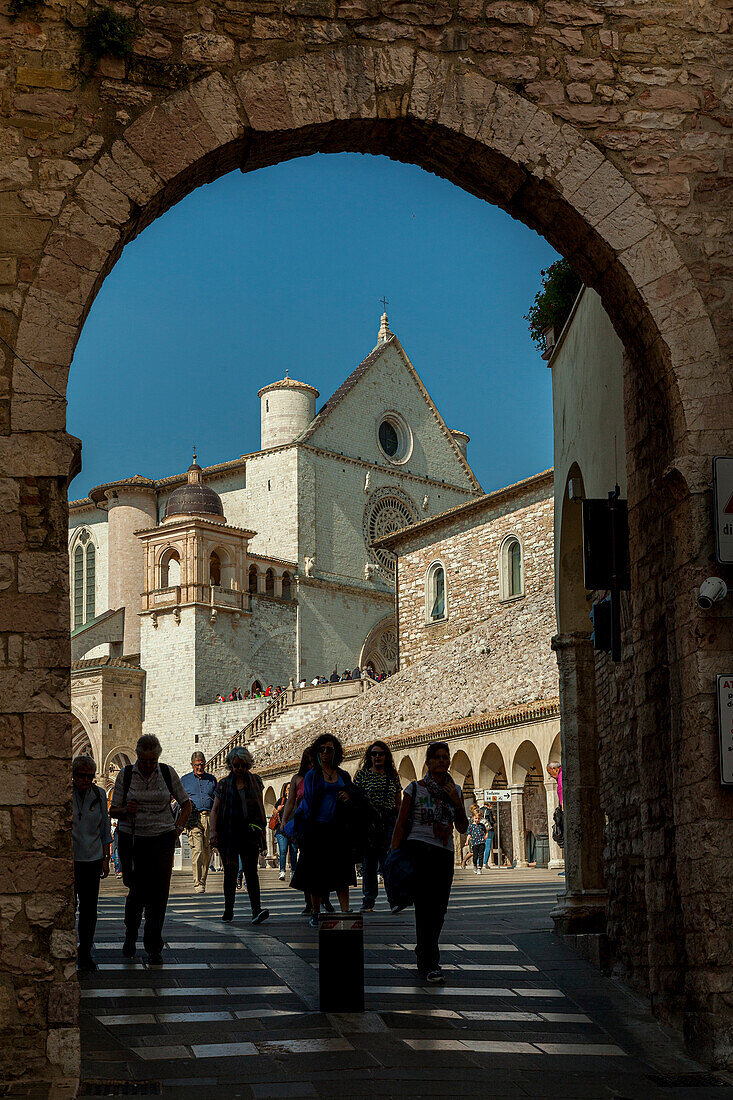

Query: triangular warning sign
left=725, top=493, right=733, bottom=514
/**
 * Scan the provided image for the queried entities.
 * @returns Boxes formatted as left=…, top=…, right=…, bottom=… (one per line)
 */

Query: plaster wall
left=551, top=289, right=626, bottom=617
left=296, top=578, right=393, bottom=682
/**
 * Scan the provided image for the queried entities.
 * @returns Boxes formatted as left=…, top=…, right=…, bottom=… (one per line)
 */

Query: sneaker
left=424, top=969, right=445, bottom=985
left=279, top=870, right=286, bottom=880
left=301, top=905, right=313, bottom=916
left=323, top=901, right=335, bottom=914
left=359, top=903, right=375, bottom=913
left=147, top=951, right=163, bottom=967
left=193, top=884, right=205, bottom=893
left=221, top=911, right=234, bottom=923
left=391, top=903, right=410, bottom=915
left=121, top=937, right=136, bottom=959
left=251, top=908, right=270, bottom=925
left=309, top=915, right=319, bottom=928
left=236, top=875, right=244, bottom=890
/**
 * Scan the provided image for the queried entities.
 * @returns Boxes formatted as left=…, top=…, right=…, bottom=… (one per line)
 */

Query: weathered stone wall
left=0, top=0, right=731, bottom=1079
left=394, top=472, right=554, bottom=667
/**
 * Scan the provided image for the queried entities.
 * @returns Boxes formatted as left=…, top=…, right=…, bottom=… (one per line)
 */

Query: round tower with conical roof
left=258, top=373, right=319, bottom=450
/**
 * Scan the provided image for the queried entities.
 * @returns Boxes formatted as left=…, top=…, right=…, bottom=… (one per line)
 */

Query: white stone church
left=68, top=314, right=482, bottom=775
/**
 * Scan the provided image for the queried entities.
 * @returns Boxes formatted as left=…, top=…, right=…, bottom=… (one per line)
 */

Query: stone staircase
left=206, top=678, right=373, bottom=775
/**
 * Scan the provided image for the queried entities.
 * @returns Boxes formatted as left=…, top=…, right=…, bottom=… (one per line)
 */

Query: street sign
left=483, top=789, right=511, bottom=802
left=716, top=675, right=733, bottom=785
left=713, top=457, right=733, bottom=564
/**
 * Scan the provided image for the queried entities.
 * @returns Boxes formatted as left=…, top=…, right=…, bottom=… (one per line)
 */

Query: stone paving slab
left=73, top=876, right=733, bottom=1099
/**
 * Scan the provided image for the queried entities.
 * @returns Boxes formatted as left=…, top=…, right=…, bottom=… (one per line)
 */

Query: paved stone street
left=71, top=870, right=731, bottom=1099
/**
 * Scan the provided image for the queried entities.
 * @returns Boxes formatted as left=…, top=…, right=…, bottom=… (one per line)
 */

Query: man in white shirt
left=110, top=734, right=191, bottom=966
left=72, top=754, right=112, bottom=972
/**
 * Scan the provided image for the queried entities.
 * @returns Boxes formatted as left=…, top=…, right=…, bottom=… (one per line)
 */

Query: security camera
left=697, top=577, right=728, bottom=610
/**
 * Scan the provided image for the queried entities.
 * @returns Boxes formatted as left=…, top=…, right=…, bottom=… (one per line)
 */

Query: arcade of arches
left=0, top=4, right=731, bottom=1082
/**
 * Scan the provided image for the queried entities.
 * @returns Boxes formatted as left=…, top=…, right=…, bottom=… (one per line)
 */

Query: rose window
left=364, top=489, right=419, bottom=573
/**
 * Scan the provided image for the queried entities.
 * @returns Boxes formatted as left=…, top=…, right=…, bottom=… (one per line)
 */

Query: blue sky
left=67, top=152, right=558, bottom=499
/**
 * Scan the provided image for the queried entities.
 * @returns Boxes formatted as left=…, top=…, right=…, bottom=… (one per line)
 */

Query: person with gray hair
left=72, top=754, right=112, bottom=972
left=180, top=750, right=218, bottom=893
left=210, top=745, right=269, bottom=925
left=110, top=734, right=191, bottom=965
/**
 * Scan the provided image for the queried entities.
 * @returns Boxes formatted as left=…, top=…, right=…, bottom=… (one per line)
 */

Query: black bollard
left=318, top=913, right=364, bottom=1012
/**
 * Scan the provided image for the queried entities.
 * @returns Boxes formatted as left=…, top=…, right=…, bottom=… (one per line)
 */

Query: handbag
left=268, top=809, right=279, bottom=831
left=383, top=847, right=416, bottom=911
left=552, top=805, right=564, bottom=848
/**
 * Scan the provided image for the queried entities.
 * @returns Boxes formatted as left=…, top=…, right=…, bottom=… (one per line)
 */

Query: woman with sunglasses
left=210, top=746, right=270, bottom=925
left=290, top=733, right=358, bottom=927
left=390, top=741, right=468, bottom=984
left=354, top=740, right=401, bottom=913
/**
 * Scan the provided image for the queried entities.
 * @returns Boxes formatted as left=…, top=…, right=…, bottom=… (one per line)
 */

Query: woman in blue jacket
left=291, top=733, right=358, bottom=927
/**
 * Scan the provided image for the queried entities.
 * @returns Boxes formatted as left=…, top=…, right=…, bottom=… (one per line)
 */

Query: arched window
left=209, top=551, right=221, bottom=586
left=499, top=535, right=524, bottom=600
left=248, top=565, right=258, bottom=594
left=160, top=548, right=180, bottom=589
left=265, top=568, right=274, bottom=595
left=71, top=529, right=96, bottom=628
left=425, top=561, right=447, bottom=622
left=281, top=571, right=292, bottom=600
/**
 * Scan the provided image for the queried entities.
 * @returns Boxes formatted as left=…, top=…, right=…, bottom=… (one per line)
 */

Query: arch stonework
left=0, top=19, right=731, bottom=1082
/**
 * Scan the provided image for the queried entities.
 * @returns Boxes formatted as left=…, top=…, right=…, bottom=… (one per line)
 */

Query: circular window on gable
left=377, top=412, right=412, bottom=464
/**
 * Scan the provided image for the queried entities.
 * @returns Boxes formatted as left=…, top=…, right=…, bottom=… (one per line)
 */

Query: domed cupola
left=163, top=453, right=225, bottom=523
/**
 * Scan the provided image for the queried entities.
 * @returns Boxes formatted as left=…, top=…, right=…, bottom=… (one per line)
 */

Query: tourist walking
left=480, top=800, right=496, bottom=868
left=210, top=746, right=270, bottom=925
left=467, top=805, right=488, bottom=874
left=72, top=754, right=112, bottom=972
left=110, top=735, right=191, bottom=966
left=180, top=751, right=218, bottom=893
left=281, top=748, right=334, bottom=917
left=390, top=741, right=468, bottom=983
left=273, top=784, right=297, bottom=881
left=354, top=740, right=401, bottom=912
left=290, top=734, right=361, bottom=927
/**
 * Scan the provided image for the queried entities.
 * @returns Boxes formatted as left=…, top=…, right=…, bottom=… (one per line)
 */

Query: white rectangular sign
left=716, top=675, right=733, bottom=785
left=713, top=457, right=733, bottom=564
left=483, top=789, right=511, bottom=802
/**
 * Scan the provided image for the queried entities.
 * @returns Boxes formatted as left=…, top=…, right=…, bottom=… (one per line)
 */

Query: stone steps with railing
left=206, top=677, right=374, bottom=775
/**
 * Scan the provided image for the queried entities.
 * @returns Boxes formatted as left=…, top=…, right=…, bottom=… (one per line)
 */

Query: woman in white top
left=72, top=754, right=112, bottom=972
left=391, top=741, right=468, bottom=984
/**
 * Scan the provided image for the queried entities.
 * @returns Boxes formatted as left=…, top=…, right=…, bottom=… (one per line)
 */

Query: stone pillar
left=257, top=571, right=266, bottom=594
left=550, top=633, right=607, bottom=933
left=274, top=574, right=283, bottom=598
left=510, top=785, right=527, bottom=867
left=544, top=778, right=565, bottom=869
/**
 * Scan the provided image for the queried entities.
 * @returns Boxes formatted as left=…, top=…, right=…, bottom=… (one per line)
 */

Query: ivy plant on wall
left=525, top=259, right=583, bottom=352
left=82, top=7, right=138, bottom=62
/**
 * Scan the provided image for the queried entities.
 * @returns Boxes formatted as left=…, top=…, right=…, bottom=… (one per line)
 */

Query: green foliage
left=525, top=259, right=583, bottom=352
left=82, top=7, right=138, bottom=61
left=8, top=0, right=41, bottom=18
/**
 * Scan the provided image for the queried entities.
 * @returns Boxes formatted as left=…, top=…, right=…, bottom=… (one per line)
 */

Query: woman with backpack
left=281, top=747, right=335, bottom=917
left=390, top=741, right=468, bottom=984
left=72, top=754, right=112, bottom=972
left=210, top=746, right=270, bottom=925
left=290, top=733, right=362, bottom=927
left=353, top=740, right=401, bottom=912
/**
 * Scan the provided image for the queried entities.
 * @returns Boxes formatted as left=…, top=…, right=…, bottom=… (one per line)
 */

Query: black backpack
left=122, top=762, right=179, bottom=826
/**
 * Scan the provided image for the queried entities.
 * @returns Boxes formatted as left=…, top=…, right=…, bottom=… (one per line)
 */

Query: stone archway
left=360, top=615, right=398, bottom=676
left=0, top=33, right=730, bottom=1080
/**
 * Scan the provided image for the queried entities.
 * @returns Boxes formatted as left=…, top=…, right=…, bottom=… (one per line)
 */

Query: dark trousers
left=472, top=844, right=484, bottom=869
left=362, top=818, right=396, bottom=906
left=405, top=840, right=454, bottom=975
left=118, top=830, right=176, bottom=953
left=222, top=834, right=262, bottom=917
left=74, top=858, right=102, bottom=959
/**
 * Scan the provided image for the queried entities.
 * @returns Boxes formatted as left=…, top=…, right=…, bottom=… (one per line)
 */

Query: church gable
left=300, top=335, right=481, bottom=492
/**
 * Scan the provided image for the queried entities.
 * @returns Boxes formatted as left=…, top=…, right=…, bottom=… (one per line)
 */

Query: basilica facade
left=68, top=314, right=481, bottom=776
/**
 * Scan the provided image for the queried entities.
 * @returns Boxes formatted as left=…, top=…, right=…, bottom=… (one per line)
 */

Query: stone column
left=510, top=785, right=527, bottom=867
left=274, top=574, right=283, bottom=598
left=544, top=778, right=565, bottom=869
left=550, top=633, right=607, bottom=934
